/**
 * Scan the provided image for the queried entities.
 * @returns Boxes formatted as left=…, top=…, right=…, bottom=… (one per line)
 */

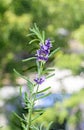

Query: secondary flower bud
left=34, top=76, right=45, bottom=84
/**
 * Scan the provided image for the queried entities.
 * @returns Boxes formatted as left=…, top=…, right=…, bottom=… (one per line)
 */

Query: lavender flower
left=36, top=39, right=52, bottom=62
left=45, top=39, right=52, bottom=49
left=36, top=49, right=49, bottom=61
left=34, top=76, right=45, bottom=84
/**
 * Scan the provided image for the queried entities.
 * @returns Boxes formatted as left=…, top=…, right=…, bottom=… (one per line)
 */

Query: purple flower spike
left=34, top=76, right=45, bottom=85
left=35, top=39, right=52, bottom=62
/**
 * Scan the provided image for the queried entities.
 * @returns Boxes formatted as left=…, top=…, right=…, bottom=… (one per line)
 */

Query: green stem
left=27, top=60, right=43, bottom=130
left=27, top=108, right=32, bottom=130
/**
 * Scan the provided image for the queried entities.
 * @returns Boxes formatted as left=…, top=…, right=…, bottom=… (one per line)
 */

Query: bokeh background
left=0, top=0, right=84, bottom=130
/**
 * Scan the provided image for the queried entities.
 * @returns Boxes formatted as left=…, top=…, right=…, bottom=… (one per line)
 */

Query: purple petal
left=41, top=44, right=48, bottom=51
left=34, top=76, right=45, bottom=84
left=45, top=39, right=52, bottom=48
left=35, top=39, right=52, bottom=62
left=37, top=55, right=48, bottom=61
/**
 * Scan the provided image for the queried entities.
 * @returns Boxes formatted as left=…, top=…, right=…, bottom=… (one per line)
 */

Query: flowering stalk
left=14, top=23, right=60, bottom=130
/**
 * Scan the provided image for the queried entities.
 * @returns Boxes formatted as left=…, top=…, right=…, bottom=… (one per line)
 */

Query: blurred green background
left=0, top=0, right=84, bottom=130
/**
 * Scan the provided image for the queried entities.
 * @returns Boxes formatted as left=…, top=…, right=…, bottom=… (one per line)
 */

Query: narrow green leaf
left=49, top=47, right=60, bottom=57
left=14, top=69, right=34, bottom=93
left=30, top=24, right=43, bottom=42
left=23, top=65, right=36, bottom=71
left=30, top=125, right=39, bottom=130
left=24, top=92, right=28, bottom=101
left=29, top=27, right=34, bottom=32
left=34, top=23, right=40, bottom=32
left=36, top=60, right=41, bottom=75
left=26, top=33, right=35, bottom=37
left=13, top=69, right=27, bottom=80
left=30, top=27, right=39, bottom=37
left=13, top=112, right=26, bottom=122
left=25, top=103, right=31, bottom=109
left=14, top=69, right=33, bottom=85
left=31, top=112, right=44, bottom=122
left=27, top=81, right=34, bottom=93
left=36, top=60, right=39, bottom=69
left=36, top=87, right=51, bottom=94
left=34, top=109, right=44, bottom=113
left=43, top=68, right=55, bottom=75
left=35, top=92, right=51, bottom=100
left=46, top=73, right=55, bottom=79
left=29, top=39, right=39, bottom=44
left=40, top=123, right=45, bottom=130
left=46, top=68, right=55, bottom=72
left=22, top=114, right=27, bottom=120
left=21, top=122, right=27, bottom=130
left=46, top=121, right=53, bottom=130
left=22, top=57, right=36, bottom=62
left=24, top=92, right=31, bottom=108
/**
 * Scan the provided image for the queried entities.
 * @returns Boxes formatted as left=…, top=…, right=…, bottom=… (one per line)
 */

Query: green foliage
left=33, top=89, right=84, bottom=129
left=72, top=24, right=84, bottom=45
left=10, top=0, right=32, bottom=15
left=64, top=89, right=84, bottom=108
left=54, top=52, right=83, bottom=74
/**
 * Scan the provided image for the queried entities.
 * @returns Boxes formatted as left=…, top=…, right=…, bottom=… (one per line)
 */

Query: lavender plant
left=14, top=24, right=60, bottom=130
